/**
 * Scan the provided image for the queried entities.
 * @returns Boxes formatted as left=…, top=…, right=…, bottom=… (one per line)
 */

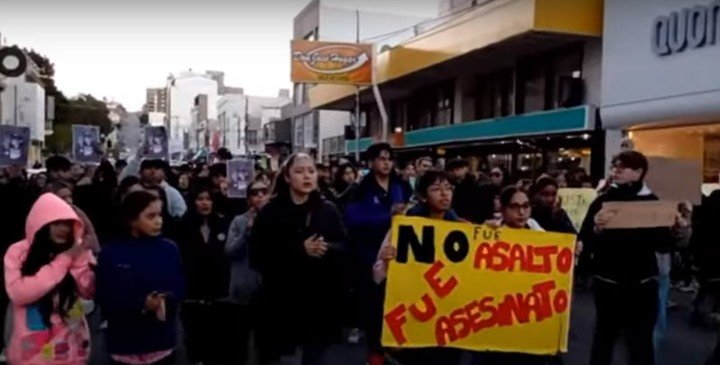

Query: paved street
left=87, top=289, right=717, bottom=365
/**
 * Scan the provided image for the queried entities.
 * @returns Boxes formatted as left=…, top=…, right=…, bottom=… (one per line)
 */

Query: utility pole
left=354, top=9, right=361, bottom=163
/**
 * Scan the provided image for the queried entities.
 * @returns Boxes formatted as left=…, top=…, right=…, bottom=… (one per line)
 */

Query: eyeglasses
left=490, top=172, right=502, bottom=178
left=507, top=203, right=531, bottom=211
left=249, top=188, right=269, bottom=197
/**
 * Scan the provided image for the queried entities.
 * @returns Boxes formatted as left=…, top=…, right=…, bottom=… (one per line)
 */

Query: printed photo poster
left=382, top=216, right=576, bottom=355
left=72, top=124, right=103, bottom=164
left=142, top=126, right=169, bottom=160
left=0, top=125, right=30, bottom=167
left=227, top=158, right=255, bottom=198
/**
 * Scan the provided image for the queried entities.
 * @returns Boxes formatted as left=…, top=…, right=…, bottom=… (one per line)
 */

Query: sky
left=0, top=0, right=438, bottom=111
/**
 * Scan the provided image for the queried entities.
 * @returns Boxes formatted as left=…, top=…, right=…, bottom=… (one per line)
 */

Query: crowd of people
left=0, top=143, right=717, bottom=365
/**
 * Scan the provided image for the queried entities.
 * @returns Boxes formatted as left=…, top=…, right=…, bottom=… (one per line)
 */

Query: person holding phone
left=4, top=193, right=95, bottom=365
left=249, top=153, right=348, bottom=365
left=97, top=191, right=185, bottom=365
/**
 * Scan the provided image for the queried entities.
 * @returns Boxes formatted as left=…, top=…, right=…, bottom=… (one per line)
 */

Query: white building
left=217, top=93, right=246, bottom=155
left=167, top=71, right=218, bottom=150
left=1, top=79, right=45, bottom=142
left=291, top=0, right=428, bottom=160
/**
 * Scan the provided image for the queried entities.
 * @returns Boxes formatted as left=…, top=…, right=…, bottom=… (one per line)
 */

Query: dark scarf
left=606, top=181, right=644, bottom=200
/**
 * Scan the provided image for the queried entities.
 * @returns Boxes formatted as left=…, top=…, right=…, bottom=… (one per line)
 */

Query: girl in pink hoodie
left=4, top=193, right=95, bottom=365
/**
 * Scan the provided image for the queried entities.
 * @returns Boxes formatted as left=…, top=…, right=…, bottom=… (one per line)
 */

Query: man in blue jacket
left=344, top=143, right=410, bottom=365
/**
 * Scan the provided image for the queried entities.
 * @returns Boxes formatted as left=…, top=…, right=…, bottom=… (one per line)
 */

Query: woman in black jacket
left=176, top=183, right=233, bottom=365
left=250, top=153, right=348, bottom=365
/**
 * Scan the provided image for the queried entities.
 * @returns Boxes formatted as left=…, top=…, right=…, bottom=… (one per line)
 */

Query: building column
left=604, top=129, right=624, bottom=170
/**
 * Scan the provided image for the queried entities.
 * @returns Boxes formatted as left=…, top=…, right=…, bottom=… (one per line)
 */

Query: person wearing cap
left=140, top=159, right=187, bottom=218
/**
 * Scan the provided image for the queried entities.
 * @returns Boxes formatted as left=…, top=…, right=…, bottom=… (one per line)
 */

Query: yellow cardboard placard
left=558, top=188, right=597, bottom=232
left=382, top=216, right=576, bottom=355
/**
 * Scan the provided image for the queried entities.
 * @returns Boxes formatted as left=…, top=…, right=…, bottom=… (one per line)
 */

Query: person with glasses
left=225, top=180, right=270, bottom=364
left=478, top=186, right=562, bottom=365
left=578, top=150, right=674, bottom=365
left=373, top=170, right=464, bottom=365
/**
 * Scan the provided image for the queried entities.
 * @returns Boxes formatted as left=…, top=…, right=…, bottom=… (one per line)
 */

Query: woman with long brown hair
left=249, top=153, right=348, bottom=365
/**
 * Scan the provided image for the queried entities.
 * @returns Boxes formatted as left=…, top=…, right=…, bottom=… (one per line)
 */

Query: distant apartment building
left=145, top=88, right=168, bottom=114
left=290, top=0, right=428, bottom=160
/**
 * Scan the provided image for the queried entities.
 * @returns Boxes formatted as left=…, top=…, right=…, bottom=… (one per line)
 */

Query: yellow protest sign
left=382, top=216, right=576, bottom=355
left=558, top=188, right=597, bottom=231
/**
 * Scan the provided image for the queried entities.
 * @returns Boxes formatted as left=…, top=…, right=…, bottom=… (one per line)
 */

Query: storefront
left=601, top=0, right=720, bottom=182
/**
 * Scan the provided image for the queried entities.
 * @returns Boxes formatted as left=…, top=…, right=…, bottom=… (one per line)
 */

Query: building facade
left=166, top=71, right=218, bottom=151
left=0, top=49, right=47, bottom=164
left=290, top=0, right=428, bottom=160
left=145, top=88, right=168, bottom=114
left=601, top=0, right=720, bottom=183
left=217, top=93, right=247, bottom=156
left=309, top=0, right=604, bottom=179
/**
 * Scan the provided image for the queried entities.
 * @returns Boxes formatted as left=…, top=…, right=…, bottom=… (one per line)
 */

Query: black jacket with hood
left=578, top=182, right=673, bottom=284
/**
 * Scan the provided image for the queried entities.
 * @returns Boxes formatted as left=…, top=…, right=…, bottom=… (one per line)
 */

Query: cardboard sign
left=141, top=126, right=169, bottom=160
left=0, top=125, right=30, bottom=167
left=601, top=201, right=677, bottom=229
left=383, top=216, right=576, bottom=355
left=645, top=157, right=702, bottom=204
left=72, top=124, right=102, bottom=164
left=558, top=188, right=597, bottom=231
left=227, top=159, right=255, bottom=198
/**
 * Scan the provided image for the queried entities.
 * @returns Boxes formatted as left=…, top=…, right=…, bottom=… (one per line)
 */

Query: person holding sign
left=578, top=151, right=675, bottom=365
left=374, top=170, right=464, bottom=365
left=249, top=153, right=348, bottom=365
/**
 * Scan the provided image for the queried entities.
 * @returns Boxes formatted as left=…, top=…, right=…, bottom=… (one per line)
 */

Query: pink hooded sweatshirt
left=4, top=193, right=95, bottom=365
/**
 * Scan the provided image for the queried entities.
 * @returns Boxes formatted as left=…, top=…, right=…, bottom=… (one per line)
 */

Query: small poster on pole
left=142, top=126, right=169, bottom=160
left=227, top=159, right=255, bottom=198
left=0, top=125, right=30, bottom=167
left=72, top=124, right=103, bottom=164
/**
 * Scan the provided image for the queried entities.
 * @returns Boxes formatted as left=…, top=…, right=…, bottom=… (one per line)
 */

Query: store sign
left=652, top=2, right=720, bottom=56
left=291, top=40, right=373, bottom=85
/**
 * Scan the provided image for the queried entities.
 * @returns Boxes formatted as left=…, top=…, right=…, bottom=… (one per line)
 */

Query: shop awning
left=346, top=105, right=595, bottom=154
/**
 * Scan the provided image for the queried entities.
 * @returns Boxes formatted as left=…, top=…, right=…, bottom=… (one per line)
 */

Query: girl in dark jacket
left=249, top=153, right=348, bottom=365
left=176, top=183, right=233, bottom=365
left=97, top=191, right=185, bottom=365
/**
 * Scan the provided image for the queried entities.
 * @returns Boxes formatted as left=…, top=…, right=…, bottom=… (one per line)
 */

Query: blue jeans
left=654, top=273, right=670, bottom=355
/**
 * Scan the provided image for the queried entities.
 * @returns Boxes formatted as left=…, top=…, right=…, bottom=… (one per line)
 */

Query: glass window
left=476, top=70, right=513, bottom=120
left=519, top=63, right=547, bottom=113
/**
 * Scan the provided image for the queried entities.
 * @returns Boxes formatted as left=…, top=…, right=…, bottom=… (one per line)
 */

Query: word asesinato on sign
left=652, top=2, right=720, bottom=56
left=383, top=217, right=576, bottom=354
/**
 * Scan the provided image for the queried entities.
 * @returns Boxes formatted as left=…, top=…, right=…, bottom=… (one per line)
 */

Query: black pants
left=590, top=279, right=658, bottom=365
left=180, top=300, right=251, bottom=365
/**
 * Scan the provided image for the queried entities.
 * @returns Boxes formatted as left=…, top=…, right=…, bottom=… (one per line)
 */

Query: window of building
left=516, top=44, right=584, bottom=114
left=476, top=70, right=513, bottom=120
left=408, top=80, right=454, bottom=130
left=247, top=130, right=258, bottom=146
left=434, top=82, right=454, bottom=126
